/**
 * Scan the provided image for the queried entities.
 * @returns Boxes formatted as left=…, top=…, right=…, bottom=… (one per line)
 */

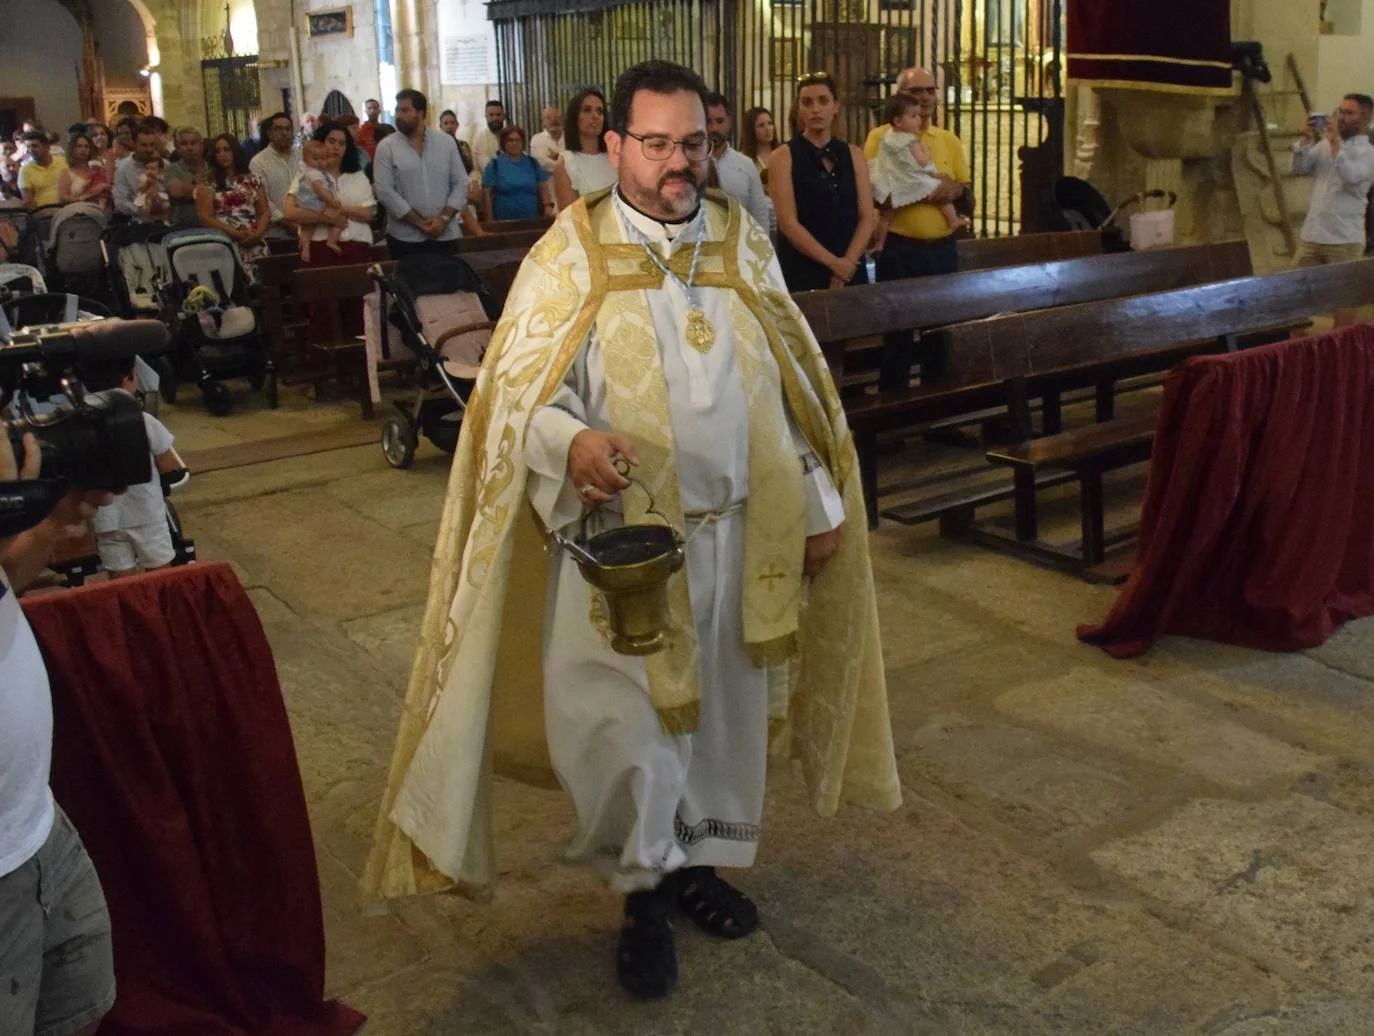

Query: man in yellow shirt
left=18, top=132, right=67, bottom=209
left=863, top=68, right=969, bottom=388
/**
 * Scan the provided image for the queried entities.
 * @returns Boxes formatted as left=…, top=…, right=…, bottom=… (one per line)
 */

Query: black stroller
left=1, top=292, right=113, bottom=332
left=368, top=254, right=499, bottom=469
left=157, top=227, right=276, bottom=415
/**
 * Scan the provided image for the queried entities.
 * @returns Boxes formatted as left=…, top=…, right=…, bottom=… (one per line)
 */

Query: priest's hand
left=568, top=429, right=640, bottom=508
left=804, top=525, right=843, bottom=578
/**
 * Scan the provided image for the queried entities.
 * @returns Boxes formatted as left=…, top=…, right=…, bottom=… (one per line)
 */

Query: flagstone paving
left=172, top=396, right=1374, bottom=1035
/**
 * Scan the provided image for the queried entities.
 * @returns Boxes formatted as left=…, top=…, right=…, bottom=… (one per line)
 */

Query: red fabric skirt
left=23, top=564, right=365, bottom=1036
left=1080, top=324, right=1374, bottom=657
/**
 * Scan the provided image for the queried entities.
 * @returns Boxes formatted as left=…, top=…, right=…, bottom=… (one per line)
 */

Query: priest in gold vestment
left=363, top=61, right=901, bottom=1001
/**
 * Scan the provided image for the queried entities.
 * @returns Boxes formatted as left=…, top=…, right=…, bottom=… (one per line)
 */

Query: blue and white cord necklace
left=621, top=197, right=716, bottom=353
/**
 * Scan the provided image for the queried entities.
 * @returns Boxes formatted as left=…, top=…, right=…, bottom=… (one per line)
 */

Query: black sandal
left=675, top=866, right=760, bottom=939
left=617, top=887, right=678, bottom=1000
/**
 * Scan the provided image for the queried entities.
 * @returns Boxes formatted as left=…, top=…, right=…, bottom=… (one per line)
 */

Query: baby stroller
left=368, top=254, right=498, bottom=469
left=102, top=222, right=171, bottom=317
left=45, top=202, right=110, bottom=300
left=0, top=204, right=56, bottom=276
left=0, top=262, right=46, bottom=299
left=0, top=293, right=113, bottom=344
left=158, top=227, right=276, bottom=415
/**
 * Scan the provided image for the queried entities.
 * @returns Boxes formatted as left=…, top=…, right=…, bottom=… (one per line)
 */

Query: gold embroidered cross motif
left=758, top=564, right=786, bottom=588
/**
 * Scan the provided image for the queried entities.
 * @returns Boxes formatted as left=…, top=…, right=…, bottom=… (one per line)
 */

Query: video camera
left=1, top=319, right=171, bottom=538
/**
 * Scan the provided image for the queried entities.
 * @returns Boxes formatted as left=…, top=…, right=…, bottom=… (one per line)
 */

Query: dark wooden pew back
left=956, top=229, right=1103, bottom=271
left=795, top=240, right=1253, bottom=372
left=947, top=259, right=1374, bottom=386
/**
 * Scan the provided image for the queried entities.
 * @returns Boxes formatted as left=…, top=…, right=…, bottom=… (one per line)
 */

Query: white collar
left=613, top=188, right=703, bottom=246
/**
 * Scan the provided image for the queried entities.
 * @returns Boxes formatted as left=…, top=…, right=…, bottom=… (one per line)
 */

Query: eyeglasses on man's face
left=623, top=130, right=711, bottom=162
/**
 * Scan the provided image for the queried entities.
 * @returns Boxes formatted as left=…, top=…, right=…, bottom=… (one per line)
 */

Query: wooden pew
left=797, top=240, right=1253, bottom=385
left=286, top=248, right=534, bottom=416
left=257, top=233, right=540, bottom=374
left=946, top=260, right=1374, bottom=572
left=956, top=229, right=1103, bottom=272
left=455, top=228, right=547, bottom=253
left=794, top=240, right=1254, bottom=525
left=256, top=246, right=389, bottom=376
left=480, top=217, right=553, bottom=234
left=289, top=265, right=381, bottom=418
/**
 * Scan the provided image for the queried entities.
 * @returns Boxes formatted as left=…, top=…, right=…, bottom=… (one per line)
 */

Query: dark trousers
left=876, top=232, right=959, bottom=390
left=386, top=236, right=460, bottom=260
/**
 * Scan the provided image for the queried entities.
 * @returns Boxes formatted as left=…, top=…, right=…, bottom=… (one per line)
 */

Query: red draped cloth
left=21, top=563, right=365, bottom=1036
left=1068, top=0, right=1234, bottom=93
left=1080, top=325, right=1374, bottom=658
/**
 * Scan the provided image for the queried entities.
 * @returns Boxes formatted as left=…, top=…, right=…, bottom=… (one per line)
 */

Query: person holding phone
left=1291, top=93, right=1374, bottom=269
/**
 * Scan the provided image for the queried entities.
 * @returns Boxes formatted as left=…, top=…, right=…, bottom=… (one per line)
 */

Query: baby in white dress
left=869, top=91, right=968, bottom=246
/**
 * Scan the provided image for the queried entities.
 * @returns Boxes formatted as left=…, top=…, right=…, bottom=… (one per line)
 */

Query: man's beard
left=487, top=119, right=504, bottom=133
left=709, top=132, right=728, bottom=150
left=625, top=168, right=704, bottom=220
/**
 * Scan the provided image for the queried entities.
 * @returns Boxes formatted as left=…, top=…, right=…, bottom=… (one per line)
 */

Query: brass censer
left=551, top=462, right=685, bottom=656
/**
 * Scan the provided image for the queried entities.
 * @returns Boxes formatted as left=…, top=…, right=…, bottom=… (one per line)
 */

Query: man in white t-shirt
left=0, top=435, right=117, bottom=1036
left=465, top=99, right=506, bottom=181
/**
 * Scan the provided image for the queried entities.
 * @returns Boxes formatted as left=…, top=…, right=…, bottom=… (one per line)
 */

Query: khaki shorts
left=0, top=806, right=115, bottom=1036
left=1293, top=240, right=1366, bottom=266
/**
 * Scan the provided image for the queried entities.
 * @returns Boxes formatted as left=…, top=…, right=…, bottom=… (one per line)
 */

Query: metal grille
left=489, top=0, right=1064, bottom=237
left=201, top=56, right=263, bottom=143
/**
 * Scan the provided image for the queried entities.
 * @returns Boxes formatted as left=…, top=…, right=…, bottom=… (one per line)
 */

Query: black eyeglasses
left=623, top=130, right=711, bottom=162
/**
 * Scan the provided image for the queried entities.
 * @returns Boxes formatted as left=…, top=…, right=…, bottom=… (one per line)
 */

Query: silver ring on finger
left=580, top=483, right=596, bottom=497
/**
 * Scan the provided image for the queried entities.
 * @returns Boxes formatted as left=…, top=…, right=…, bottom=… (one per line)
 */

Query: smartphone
left=1311, top=112, right=1328, bottom=132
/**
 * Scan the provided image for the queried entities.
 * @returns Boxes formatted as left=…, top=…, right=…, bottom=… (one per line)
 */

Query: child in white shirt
left=292, top=140, right=344, bottom=261
left=79, top=358, right=187, bottom=577
left=869, top=91, right=969, bottom=250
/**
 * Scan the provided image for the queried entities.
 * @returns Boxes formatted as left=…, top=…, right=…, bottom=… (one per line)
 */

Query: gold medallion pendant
left=685, top=306, right=716, bottom=353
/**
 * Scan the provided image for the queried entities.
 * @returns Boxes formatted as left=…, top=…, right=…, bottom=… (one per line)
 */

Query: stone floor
left=163, top=382, right=1374, bottom=1035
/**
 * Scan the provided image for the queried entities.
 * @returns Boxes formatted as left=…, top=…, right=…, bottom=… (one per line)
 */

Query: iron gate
left=489, top=0, right=1064, bottom=236
left=201, top=56, right=263, bottom=143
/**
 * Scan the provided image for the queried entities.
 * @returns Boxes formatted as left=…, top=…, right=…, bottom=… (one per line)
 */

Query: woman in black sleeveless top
left=768, top=73, right=876, bottom=292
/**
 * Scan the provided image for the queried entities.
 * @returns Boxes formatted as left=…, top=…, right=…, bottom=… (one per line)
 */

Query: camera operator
left=1, top=434, right=118, bottom=1036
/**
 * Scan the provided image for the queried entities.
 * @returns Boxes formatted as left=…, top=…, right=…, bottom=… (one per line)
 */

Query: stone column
left=391, top=0, right=437, bottom=98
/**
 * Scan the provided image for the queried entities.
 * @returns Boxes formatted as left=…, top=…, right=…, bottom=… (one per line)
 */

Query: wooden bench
left=257, top=238, right=536, bottom=376
left=956, top=229, right=1104, bottom=272
left=290, top=264, right=382, bottom=418
left=256, top=246, right=390, bottom=376
left=792, top=240, right=1255, bottom=524
left=797, top=240, right=1253, bottom=386
left=948, top=260, right=1374, bottom=573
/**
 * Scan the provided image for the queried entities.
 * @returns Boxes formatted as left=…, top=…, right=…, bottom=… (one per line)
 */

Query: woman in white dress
left=551, top=87, right=617, bottom=211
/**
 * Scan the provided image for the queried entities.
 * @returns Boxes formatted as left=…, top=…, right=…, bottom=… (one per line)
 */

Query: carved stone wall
left=1067, top=0, right=1325, bottom=273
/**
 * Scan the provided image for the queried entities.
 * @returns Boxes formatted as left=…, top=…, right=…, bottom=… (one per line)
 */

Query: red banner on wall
left=1067, top=0, right=1235, bottom=95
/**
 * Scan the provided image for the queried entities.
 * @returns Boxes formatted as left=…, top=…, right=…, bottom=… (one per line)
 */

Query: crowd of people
left=2, top=65, right=975, bottom=302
